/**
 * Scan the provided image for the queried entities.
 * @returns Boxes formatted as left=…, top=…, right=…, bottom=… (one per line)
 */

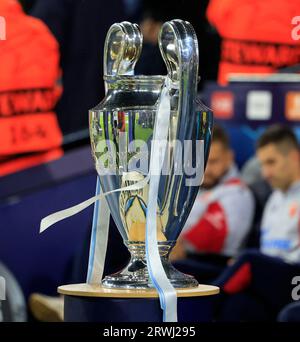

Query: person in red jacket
left=212, top=125, right=300, bottom=321
left=207, top=0, right=300, bottom=84
left=0, top=0, right=63, bottom=176
left=171, top=125, right=254, bottom=282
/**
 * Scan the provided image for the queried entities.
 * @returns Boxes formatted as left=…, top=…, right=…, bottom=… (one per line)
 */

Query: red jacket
left=0, top=0, right=63, bottom=176
left=182, top=166, right=254, bottom=256
left=207, top=0, right=300, bottom=84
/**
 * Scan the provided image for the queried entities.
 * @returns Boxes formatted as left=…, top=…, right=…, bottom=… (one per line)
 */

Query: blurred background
left=0, top=0, right=300, bottom=322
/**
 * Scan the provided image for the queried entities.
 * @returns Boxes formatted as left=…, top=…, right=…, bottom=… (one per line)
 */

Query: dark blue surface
left=0, top=144, right=99, bottom=300
left=64, top=294, right=216, bottom=322
left=278, top=301, right=300, bottom=322
left=0, top=146, right=93, bottom=201
left=0, top=173, right=96, bottom=299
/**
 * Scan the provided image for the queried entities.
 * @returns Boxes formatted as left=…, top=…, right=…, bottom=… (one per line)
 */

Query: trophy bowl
left=89, top=20, right=213, bottom=288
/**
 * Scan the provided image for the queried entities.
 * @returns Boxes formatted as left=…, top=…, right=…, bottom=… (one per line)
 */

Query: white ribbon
left=145, top=80, right=177, bottom=322
left=86, top=177, right=109, bottom=284
left=39, top=77, right=178, bottom=322
left=40, top=175, right=149, bottom=233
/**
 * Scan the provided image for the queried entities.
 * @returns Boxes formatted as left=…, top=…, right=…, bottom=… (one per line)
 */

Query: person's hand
left=227, top=257, right=235, bottom=266
left=169, top=239, right=187, bottom=262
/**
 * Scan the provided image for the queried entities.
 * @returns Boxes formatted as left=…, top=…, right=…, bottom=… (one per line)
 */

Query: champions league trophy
left=89, top=20, right=213, bottom=289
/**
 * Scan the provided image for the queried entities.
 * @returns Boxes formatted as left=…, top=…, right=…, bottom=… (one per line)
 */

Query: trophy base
left=102, top=242, right=198, bottom=289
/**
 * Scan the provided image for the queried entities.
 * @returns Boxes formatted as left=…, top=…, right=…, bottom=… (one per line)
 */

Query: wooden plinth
left=58, top=283, right=219, bottom=322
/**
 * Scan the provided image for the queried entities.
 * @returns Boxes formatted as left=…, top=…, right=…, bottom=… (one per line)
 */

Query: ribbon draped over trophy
left=40, top=19, right=213, bottom=322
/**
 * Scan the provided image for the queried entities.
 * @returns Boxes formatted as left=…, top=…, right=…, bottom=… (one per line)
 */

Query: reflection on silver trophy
left=89, top=19, right=213, bottom=288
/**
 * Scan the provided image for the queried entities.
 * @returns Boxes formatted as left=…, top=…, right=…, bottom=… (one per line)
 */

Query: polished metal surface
left=104, top=21, right=142, bottom=77
left=89, top=20, right=213, bottom=288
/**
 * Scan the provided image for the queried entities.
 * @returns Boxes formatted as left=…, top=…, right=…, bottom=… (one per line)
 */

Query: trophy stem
left=101, top=241, right=198, bottom=289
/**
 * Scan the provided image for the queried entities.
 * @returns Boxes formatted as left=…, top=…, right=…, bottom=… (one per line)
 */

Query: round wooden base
left=58, top=283, right=219, bottom=322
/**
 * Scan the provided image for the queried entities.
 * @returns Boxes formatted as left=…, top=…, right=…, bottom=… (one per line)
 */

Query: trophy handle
left=104, top=21, right=143, bottom=77
left=158, top=20, right=212, bottom=223
left=158, top=19, right=199, bottom=120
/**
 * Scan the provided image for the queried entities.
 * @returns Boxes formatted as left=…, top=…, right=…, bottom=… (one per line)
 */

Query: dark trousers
left=212, top=249, right=300, bottom=321
left=173, top=253, right=230, bottom=283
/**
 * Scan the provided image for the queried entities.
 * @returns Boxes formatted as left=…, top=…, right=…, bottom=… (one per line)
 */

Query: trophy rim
left=104, top=74, right=165, bottom=84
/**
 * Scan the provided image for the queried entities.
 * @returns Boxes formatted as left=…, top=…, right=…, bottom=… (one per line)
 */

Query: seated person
left=213, top=125, right=300, bottom=321
left=241, top=157, right=272, bottom=248
left=171, top=125, right=255, bottom=282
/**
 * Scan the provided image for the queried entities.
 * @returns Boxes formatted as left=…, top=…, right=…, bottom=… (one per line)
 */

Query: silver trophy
left=89, top=20, right=213, bottom=288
